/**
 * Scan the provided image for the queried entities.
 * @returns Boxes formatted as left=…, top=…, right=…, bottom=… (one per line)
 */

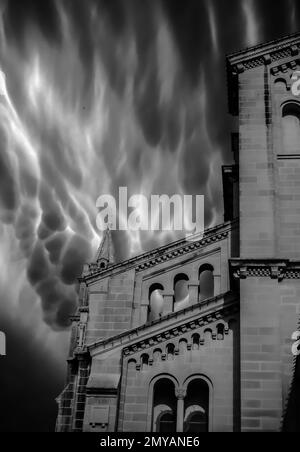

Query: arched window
left=217, top=324, right=224, bottom=340
left=192, top=333, right=200, bottom=350
left=148, top=283, right=164, bottom=322
left=166, top=343, right=175, bottom=360
left=174, top=273, right=189, bottom=311
left=152, top=378, right=177, bottom=432
left=141, top=354, right=149, bottom=370
left=282, top=102, right=300, bottom=154
left=199, top=264, right=214, bottom=301
left=183, top=379, right=209, bottom=432
left=127, top=358, right=137, bottom=373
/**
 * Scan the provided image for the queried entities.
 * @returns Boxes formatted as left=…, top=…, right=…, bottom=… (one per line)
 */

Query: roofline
left=226, top=31, right=300, bottom=67
left=79, top=219, right=238, bottom=283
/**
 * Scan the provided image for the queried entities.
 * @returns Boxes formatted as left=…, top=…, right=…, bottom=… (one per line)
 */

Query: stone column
left=213, top=274, right=221, bottom=296
left=175, top=388, right=186, bottom=432
left=140, top=302, right=149, bottom=324
left=187, top=280, right=199, bottom=305
left=162, top=291, right=174, bottom=315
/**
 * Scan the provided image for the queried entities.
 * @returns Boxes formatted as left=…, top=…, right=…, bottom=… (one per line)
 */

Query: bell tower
left=227, top=33, right=300, bottom=431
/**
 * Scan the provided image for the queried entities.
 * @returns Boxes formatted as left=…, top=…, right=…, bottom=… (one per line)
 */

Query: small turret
left=93, top=227, right=115, bottom=271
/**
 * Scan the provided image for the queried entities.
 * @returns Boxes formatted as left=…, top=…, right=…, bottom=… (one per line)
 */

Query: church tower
left=227, top=32, right=300, bottom=431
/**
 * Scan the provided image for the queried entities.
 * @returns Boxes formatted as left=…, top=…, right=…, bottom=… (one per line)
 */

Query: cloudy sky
left=0, top=0, right=299, bottom=432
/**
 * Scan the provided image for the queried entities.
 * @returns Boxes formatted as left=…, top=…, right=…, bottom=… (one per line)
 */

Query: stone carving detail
left=123, top=317, right=236, bottom=372
left=135, top=232, right=229, bottom=272
left=231, top=262, right=300, bottom=281
left=271, top=59, right=300, bottom=91
left=123, top=314, right=235, bottom=358
left=175, top=388, right=187, bottom=399
left=231, top=43, right=300, bottom=75
left=270, top=266, right=285, bottom=282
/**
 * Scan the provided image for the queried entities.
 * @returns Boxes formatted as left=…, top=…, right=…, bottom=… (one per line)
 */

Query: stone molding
left=135, top=232, right=229, bottom=273
left=270, top=58, right=300, bottom=92
left=271, top=58, right=300, bottom=78
left=79, top=221, right=235, bottom=283
left=122, top=306, right=233, bottom=358
left=87, top=291, right=237, bottom=356
left=227, top=34, right=300, bottom=76
left=230, top=259, right=300, bottom=281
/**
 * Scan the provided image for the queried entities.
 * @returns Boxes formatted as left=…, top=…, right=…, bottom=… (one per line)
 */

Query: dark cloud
left=27, top=241, right=50, bottom=286
left=14, top=203, right=38, bottom=257
left=0, top=315, right=65, bottom=432
left=37, top=277, right=77, bottom=328
left=45, top=232, right=69, bottom=264
left=2, top=0, right=62, bottom=47
left=161, top=0, right=211, bottom=86
left=60, top=234, right=92, bottom=284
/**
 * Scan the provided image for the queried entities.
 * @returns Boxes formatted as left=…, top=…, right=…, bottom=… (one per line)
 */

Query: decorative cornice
left=79, top=220, right=237, bottom=283
left=87, top=291, right=238, bottom=358
left=135, top=231, right=229, bottom=272
left=122, top=302, right=237, bottom=357
left=230, top=259, right=300, bottom=281
left=270, top=59, right=300, bottom=92
left=227, top=32, right=300, bottom=115
left=271, top=58, right=300, bottom=78
left=227, top=33, right=300, bottom=75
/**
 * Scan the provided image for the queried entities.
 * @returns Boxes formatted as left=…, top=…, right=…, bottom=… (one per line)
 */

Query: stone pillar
left=175, top=388, right=186, bottom=432
left=213, top=274, right=221, bottom=296
left=140, top=302, right=149, bottom=325
left=188, top=280, right=199, bottom=305
left=162, top=291, right=174, bottom=315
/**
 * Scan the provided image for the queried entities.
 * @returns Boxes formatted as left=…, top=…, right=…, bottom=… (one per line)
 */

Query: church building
left=56, top=33, right=300, bottom=432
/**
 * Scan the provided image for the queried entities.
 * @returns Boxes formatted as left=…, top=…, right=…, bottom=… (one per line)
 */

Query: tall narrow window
left=148, top=283, right=164, bottom=322
left=152, top=378, right=177, bottom=432
left=192, top=333, right=200, bottom=350
left=166, top=343, right=175, bottom=360
left=141, top=354, right=149, bottom=370
left=174, top=274, right=189, bottom=311
left=184, top=379, right=209, bottom=433
left=199, top=264, right=214, bottom=301
left=282, top=102, right=300, bottom=154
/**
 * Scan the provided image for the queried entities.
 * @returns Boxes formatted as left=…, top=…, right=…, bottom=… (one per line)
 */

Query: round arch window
left=282, top=102, right=300, bottom=154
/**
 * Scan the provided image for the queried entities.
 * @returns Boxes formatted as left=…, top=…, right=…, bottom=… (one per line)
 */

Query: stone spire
left=93, top=226, right=115, bottom=269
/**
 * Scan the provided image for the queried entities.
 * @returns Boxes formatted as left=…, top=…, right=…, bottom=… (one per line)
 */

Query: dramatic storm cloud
left=0, top=0, right=299, bottom=431
left=0, top=0, right=229, bottom=330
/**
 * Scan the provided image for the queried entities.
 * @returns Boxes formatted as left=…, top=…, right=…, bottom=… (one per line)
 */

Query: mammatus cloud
left=0, top=0, right=298, bottom=336
left=0, top=0, right=225, bottom=332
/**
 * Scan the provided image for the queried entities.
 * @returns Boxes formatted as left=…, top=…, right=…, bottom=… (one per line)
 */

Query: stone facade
left=56, top=33, right=300, bottom=432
